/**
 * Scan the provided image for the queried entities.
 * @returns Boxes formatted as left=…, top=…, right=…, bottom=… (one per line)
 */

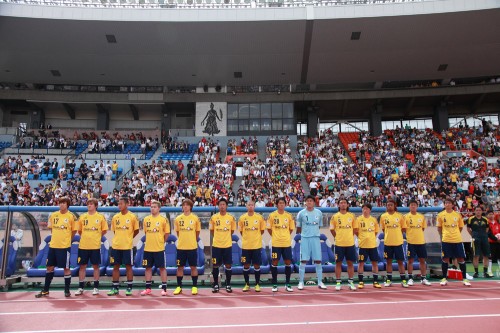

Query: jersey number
left=179, top=221, right=185, bottom=227
left=146, top=222, right=151, bottom=228
left=142, top=259, right=148, bottom=266
left=271, top=253, right=278, bottom=259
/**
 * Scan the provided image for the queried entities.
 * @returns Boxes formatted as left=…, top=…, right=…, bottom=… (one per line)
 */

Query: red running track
left=1, top=280, right=500, bottom=333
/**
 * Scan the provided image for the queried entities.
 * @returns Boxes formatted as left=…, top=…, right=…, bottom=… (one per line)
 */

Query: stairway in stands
left=338, top=132, right=370, bottom=163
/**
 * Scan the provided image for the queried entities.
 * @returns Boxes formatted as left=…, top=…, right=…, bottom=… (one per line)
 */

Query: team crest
left=254, top=221, right=258, bottom=224
left=156, top=222, right=160, bottom=226
left=226, top=220, right=230, bottom=225
left=64, top=219, right=68, bottom=223
left=368, top=228, right=372, bottom=232
left=393, top=224, right=397, bottom=228
left=126, top=219, right=130, bottom=224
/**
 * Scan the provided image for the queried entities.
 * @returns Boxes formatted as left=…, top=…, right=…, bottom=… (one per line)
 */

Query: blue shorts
left=143, top=251, right=166, bottom=268
left=300, top=237, right=322, bottom=262
left=78, top=249, right=101, bottom=266
left=110, top=248, right=134, bottom=266
left=271, top=246, right=292, bottom=262
left=441, top=242, right=466, bottom=259
left=177, top=249, right=198, bottom=267
left=212, top=246, right=232, bottom=266
left=358, top=247, right=380, bottom=263
left=335, top=245, right=357, bottom=262
left=47, top=247, right=70, bottom=268
left=384, top=245, right=405, bottom=261
left=407, top=244, right=427, bottom=260
left=241, top=249, right=262, bottom=266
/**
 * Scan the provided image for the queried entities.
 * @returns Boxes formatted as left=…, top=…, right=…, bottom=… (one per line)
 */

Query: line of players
left=35, top=195, right=500, bottom=298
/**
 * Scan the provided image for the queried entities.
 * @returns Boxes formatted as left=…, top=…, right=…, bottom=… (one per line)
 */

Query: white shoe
left=407, top=278, right=414, bottom=286
left=440, top=278, right=448, bottom=286
left=384, top=280, right=392, bottom=287
left=285, top=285, right=293, bottom=292
left=272, top=285, right=278, bottom=292
left=92, top=288, right=99, bottom=295
left=335, top=282, right=341, bottom=291
left=463, top=279, right=471, bottom=287
left=318, top=282, right=327, bottom=290
left=421, top=278, right=431, bottom=286
left=298, top=282, right=304, bottom=290
left=348, top=282, right=357, bottom=291
left=75, top=288, right=84, bottom=296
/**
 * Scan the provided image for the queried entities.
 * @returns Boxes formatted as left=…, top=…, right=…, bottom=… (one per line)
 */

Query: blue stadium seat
left=27, top=235, right=80, bottom=277
left=0, top=236, right=18, bottom=277
left=162, top=235, right=205, bottom=275
left=228, top=234, right=243, bottom=274
left=83, top=236, right=110, bottom=277
left=132, top=236, right=148, bottom=276
left=54, top=235, right=80, bottom=277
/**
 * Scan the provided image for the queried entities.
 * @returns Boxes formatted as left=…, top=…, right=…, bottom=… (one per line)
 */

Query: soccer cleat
left=335, top=282, right=342, bottom=291
left=421, top=279, right=431, bottom=286
left=407, top=278, right=414, bottom=286
left=225, top=285, right=233, bottom=293
left=35, top=290, right=49, bottom=298
left=140, top=289, right=152, bottom=296
left=212, top=284, right=220, bottom=293
left=107, top=288, right=119, bottom=296
left=297, top=282, right=304, bottom=290
left=463, top=279, right=471, bottom=287
left=401, top=280, right=409, bottom=288
left=384, top=280, right=392, bottom=287
left=191, top=287, right=198, bottom=295
left=484, top=273, right=493, bottom=278
left=358, top=282, right=364, bottom=289
left=173, top=287, right=182, bottom=295
left=318, top=282, right=327, bottom=290
left=64, top=291, right=71, bottom=298
left=440, top=278, right=448, bottom=286
left=75, top=288, right=84, bottom=296
left=473, top=272, right=479, bottom=278
left=285, top=285, right=293, bottom=292
left=161, top=289, right=168, bottom=296
left=125, top=288, right=133, bottom=296
left=242, top=284, right=250, bottom=292
left=92, top=288, right=99, bottom=295
left=272, top=285, right=278, bottom=292
left=373, top=282, right=382, bottom=289
left=348, top=282, right=357, bottom=291
left=254, top=284, right=261, bottom=292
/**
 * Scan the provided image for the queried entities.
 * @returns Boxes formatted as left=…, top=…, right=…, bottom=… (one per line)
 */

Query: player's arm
left=266, top=215, right=272, bottom=236
left=289, top=216, right=295, bottom=235
left=400, top=215, right=407, bottom=234
left=133, top=215, right=140, bottom=237
left=296, top=211, right=302, bottom=234
left=329, top=217, right=336, bottom=237
left=77, top=216, right=83, bottom=235
left=353, top=214, right=359, bottom=236
left=487, top=227, right=498, bottom=242
left=466, top=217, right=472, bottom=235
left=209, top=216, right=214, bottom=237
left=231, top=217, right=236, bottom=235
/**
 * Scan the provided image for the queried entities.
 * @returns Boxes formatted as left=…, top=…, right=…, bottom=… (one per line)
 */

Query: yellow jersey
left=48, top=211, right=77, bottom=249
left=437, top=210, right=464, bottom=243
left=174, top=213, right=201, bottom=250
left=143, top=214, right=170, bottom=252
left=77, top=212, right=108, bottom=250
left=330, top=212, right=358, bottom=247
left=380, top=212, right=406, bottom=246
left=111, top=211, right=139, bottom=250
left=356, top=215, right=379, bottom=249
left=267, top=211, right=295, bottom=247
left=238, top=213, right=266, bottom=250
left=210, top=212, right=236, bottom=248
left=404, top=212, right=426, bottom=245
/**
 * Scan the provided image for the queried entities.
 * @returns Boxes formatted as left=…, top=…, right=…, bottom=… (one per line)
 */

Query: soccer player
left=487, top=210, right=500, bottom=275
left=380, top=199, right=408, bottom=288
left=296, top=194, right=327, bottom=290
left=467, top=206, right=493, bottom=278
left=238, top=200, right=266, bottom=292
left=140, top=200, right=170, bottom=296
left=75, top=198, right=108, bottom=296
left=210, top=198, right=236, bottom=293
left=36, top=197, right=77, bottom=298
left=356, top=203, right=382, bottom=289
left=108, top=197, right=140, bottom=296
left=267, top=197, right=295, bottom=292
left=437, top=198, right=470, bottom=286
left=173, top=199, right=201, bottom=295
left=330, top=198, right=358, bottom=291
left=405, top=200, right=431, bottom=286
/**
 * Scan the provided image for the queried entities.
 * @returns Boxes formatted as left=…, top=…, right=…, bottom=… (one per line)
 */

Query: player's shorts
left=441, top=242, right=466, bottom=259
left=143, top=251, right=166, bottom=268
left=300, top=236, right=321, bottom=262
left=407, top=244, right=428, bottom=260
left=472, top=237, right=490, bottom=257
left=384, top=245, right=405, bottom=261
left=358, top=247, right=380, bottom=262
left=271, top=246, right=292, bottom=262
left=110, top=248, right=134, bottom=266
left=77, top=248, right=101, bottom=266
left=490, top=242, right=500, bottom=262
left=241, top=249, right=262, bottom=266
left=47, top=247, right=70, bottom=268
left=335, top=245, right=357, bottom=262
left=212, top=246, right=232, bottom=266
left=177, top=249, right=198, bottom=267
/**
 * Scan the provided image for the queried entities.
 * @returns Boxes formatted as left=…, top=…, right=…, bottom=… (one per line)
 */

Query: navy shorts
left=212, top=246, right=232, bottom=266
left=384, top=245, right=405, bottom=261
left=241, top=249, right=262, bottom=266
left=177, top=249, right=198, bottom=267
left=271, top=246, right=292, bottom=262
left=358, top=247, right=380, bottom=263
left=78, top=249, right=101, bottom=266
left=110, top=248, right=134, bottom=266
left=407, top=244, right=427, bottom=260
left=47, top=247, right=70, bottom=269
left=335, top=245, right=357, bottom=262
left=143, top=251, right=166, bottom=268
left=441, top=242, right=466, bottom=259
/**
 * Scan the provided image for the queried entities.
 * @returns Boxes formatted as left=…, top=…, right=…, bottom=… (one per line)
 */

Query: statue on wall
left=201, top=102, right=223, bottom=136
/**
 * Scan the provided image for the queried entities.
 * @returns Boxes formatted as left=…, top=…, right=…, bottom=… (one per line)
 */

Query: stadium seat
left=132, top=236, right=149, bottom=276
left=54, top=235, right=80, bottom=277
left=0, top=236, right=18, bottom=277
left=83, top=236, right=110, bottom=277
left=227, top=234, right=243, bottom=274
left=162, top=235, right=205, bottom=276
left=27, top=235, right=80, bottom=277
